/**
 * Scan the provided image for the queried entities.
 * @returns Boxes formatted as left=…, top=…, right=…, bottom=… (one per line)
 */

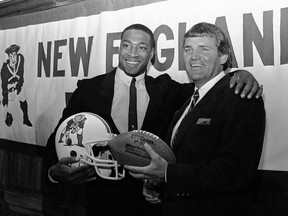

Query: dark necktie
left=128, top=78, right=138, bottom=131
left=190, top=89, right=199, bottom=108
left=171, top=89, right=199, bottom=148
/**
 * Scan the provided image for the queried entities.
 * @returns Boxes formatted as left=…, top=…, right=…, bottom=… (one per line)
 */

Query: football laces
left=132, top=130, right=159, bottom=140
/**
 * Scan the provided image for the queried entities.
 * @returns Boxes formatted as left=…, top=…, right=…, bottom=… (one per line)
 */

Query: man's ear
left=150, top=47, right=155, bottom=65
left=150, top=47, right=155, bottom=60
left=220, top=54, right=228, bottom=65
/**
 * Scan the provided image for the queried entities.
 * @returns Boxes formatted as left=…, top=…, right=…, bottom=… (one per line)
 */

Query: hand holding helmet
left=49, top=156, right=96, bottom=184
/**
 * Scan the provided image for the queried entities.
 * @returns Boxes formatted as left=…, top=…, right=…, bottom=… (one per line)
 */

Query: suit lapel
left=171, top=74, right=230, bottom=150
left=97, top=69, right=120, bottom=133
left=98, top=69, right=116, bottom=113
left=166, top=97, right=192, bottom=145
left=142, top=75, right=165, bottom=129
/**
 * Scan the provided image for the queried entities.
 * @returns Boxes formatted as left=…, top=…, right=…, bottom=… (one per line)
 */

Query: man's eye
left=201, top=48, right=209, bottom=52
left=138, top=46, right=147, bottom=51
left=184, top=48, right=191, bottom=53
left=122, top=43, right=130, bottom=48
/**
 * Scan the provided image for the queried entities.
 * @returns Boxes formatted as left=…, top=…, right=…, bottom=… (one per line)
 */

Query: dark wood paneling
left=7, top=152, right=42, bottom=192
left=0, top=140, right=85, bottom=216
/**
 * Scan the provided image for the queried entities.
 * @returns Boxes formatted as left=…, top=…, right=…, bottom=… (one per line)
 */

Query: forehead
left=8, top=52, right=17, bottom=56
left=184, top=36, right=217, bottom=48
left=122, top=29, right=151, bottom=46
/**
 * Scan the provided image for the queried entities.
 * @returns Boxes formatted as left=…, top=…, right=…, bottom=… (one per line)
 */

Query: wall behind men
left=0, top=0, right=287, bottom=172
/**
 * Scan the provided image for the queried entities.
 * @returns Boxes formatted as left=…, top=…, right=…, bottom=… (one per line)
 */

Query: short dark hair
left=184, top=22, right=232, bottom=71
left=121, top=24, right=156, bottom=50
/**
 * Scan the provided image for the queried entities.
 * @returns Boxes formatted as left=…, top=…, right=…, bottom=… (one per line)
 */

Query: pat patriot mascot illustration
left=1, top=44, right=32, bottom=127
left=57, top=114, right=87, bottom=147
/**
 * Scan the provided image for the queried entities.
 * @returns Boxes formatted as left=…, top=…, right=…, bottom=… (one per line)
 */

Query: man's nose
left=129, top=47, right=139, bottom=57
left=190, top=49, right=200, bottom=59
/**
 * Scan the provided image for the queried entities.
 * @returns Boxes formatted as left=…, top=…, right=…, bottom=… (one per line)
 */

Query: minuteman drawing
left=1, top=44, right=32, bottom=127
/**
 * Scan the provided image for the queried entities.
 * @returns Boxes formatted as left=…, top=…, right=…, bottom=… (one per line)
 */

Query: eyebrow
left=184, top=44, right=213, bottom=49
left=122, top=40, right=149, bottom=46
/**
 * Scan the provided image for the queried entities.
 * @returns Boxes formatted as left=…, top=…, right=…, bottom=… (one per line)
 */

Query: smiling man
left=125, top=22, right=266, bottom=216
left=118, top=28, right=154, bottom=77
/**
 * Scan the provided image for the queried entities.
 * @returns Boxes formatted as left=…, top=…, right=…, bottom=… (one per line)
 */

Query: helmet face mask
left=55, top=112, right=125, bottom=180
left=83, top=141, right=125, bottom=180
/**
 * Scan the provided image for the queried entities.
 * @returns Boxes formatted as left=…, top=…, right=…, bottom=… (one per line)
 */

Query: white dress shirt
left=111, top=67, right=150, bottom=133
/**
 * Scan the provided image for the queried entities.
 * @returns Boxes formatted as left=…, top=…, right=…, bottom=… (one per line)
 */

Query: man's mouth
left=191, top=63, right=203, bottom=68
left=126, top=60, right=140, bottom=66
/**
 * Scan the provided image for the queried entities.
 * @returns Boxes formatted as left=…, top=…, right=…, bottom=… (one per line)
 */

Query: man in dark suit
left=125, top=22, right=266, bottom=216
left=44, top=23, right=262, bottom=216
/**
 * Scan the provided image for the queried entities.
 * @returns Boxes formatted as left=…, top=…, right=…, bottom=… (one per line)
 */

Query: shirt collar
left=116, top=67, right=145, bottom=85
left=197, top=71, right=226, bottom=98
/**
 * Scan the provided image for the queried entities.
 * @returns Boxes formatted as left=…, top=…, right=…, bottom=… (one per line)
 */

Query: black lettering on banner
left=106, top=32, right=121, bottom=73
left=243, top=10, right=274, bottom=66
left=69, top=36, right=94, bottom=77
left=281, top=7, right=288, bottom=65
left=37, top=37, right=93, bottom=77
left=153, top=25, right=174, bottom=72
left=37, top=7, right=288, bottom=79
left=53, top=39, right=67, bottom=77
left=38, top=41, right=52, bottom=77
left=178, top=22, right=186, bottom=71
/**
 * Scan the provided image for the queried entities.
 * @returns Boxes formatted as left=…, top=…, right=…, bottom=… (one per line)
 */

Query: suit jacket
left=44, top=68, right=194, bottom=216
left=163, top=74, right=266, bottom=216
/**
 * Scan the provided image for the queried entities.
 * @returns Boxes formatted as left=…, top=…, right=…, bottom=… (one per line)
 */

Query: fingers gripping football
left=125, top=143, right=168, bottom=180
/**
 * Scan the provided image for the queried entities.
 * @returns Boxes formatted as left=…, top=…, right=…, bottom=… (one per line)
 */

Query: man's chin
left=124, top=68, right=145, bottom=77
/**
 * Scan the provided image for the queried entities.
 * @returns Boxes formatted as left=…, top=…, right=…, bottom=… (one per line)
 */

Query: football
left=108, top=130, right=176, bottom=166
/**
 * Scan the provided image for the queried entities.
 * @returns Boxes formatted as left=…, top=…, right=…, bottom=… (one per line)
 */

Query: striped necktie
left=191, top=89, right=199, bottom=108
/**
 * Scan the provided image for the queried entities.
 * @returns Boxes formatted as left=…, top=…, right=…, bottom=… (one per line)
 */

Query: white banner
left=0, top=0, right=287, bottom=171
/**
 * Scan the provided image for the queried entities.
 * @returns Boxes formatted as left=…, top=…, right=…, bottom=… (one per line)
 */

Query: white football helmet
left=55, top=112, right=125, bottom=180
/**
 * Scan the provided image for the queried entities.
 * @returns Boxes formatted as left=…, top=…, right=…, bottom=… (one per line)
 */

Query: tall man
left=126, top=22, right=266, bottom=216
left=44, top=24, right=262, bottom=216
